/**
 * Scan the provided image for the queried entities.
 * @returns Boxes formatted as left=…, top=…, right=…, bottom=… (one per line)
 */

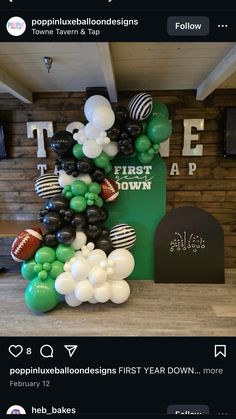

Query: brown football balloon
left=11, top=228, right=43, bottom=262
left=101, top=178, right=119, bottom=202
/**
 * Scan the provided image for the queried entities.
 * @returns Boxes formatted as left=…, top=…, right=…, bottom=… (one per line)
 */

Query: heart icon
left=9, top=345, right=23, bottom=358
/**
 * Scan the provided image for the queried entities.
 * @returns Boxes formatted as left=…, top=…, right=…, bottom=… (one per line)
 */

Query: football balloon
left=101, top=178, right=119, bottom=202
left=11, top=228, right=43, bottom=262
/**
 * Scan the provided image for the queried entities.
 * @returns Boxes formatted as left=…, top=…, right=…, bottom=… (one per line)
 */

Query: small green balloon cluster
left=93, top=151, right=113, bottom=174
left=135, top=101, right=172, bottom=163
left=63, top=180, right=103, bottom=212
left=22, top=244, right=75, bottom=313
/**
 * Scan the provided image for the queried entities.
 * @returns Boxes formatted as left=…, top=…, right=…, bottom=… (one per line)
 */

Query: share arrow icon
left=64, top=345, right=78, bottom=358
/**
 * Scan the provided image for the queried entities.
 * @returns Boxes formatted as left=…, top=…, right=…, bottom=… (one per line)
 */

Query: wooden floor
left=1, top=270, right=236, bottom=336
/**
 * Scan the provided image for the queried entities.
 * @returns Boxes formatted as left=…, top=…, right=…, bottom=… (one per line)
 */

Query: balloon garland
left=11, top=93, right=172, bottom=313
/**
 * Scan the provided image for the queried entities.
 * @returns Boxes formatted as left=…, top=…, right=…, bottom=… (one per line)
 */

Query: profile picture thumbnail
left=6, top=405, right=26, bottom=414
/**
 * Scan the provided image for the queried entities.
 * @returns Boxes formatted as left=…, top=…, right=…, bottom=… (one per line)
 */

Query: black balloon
left=47, top=194, right=69, bottom=212
left=115, top=106, right=129, bottom=124
left=99, top=207, right=108, bottom=222
left=118, top=139, right=135, bottom=156
left=56, top=225, right=76, bottom=244
left=86, top=224, right=102, bottom=240
left=56, top=157, right=79, bottom=177
left=120, top=131, right=130, bottom=141
left=71, top=213, right=87, bottom=229
left=125, top=120, right=142, bottom=140
left=92, top=168, right=105, bottom=184
left=43, top=232, right=58, bottom=247
left=77, top=157, right=94, bottom=174
left=43, top=212, right=63, bottom=232
left=85, top=206, right=101, bottom=224
left=95, top=237, right=113, bottom=255
left=51, top=131, right=76, bottom=157
left=100, top=226, right=110, bottom=238
left=106, top=123, right=121, bottom=142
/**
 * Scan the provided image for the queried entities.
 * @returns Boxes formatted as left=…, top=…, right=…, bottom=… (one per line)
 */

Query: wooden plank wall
left=0, top=90, right=236, bottom=268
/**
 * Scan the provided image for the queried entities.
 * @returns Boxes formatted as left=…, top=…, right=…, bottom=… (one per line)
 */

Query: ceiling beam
left=197, top=44, right=236, bottom=101
left=96, top=43, right=118, bottom=103
left=0, top=67, right=33, bottom=103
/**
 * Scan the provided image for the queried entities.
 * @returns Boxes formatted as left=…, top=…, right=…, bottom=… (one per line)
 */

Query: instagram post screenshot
left=0, top=0, right=236, bottom=416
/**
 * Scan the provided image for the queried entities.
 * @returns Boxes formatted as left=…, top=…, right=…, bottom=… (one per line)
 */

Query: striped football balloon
left=128, top=93, right=153, bottom=121
left=110, top=224, right=136, bottom=250
left=35, top=174, right=62, bottom=199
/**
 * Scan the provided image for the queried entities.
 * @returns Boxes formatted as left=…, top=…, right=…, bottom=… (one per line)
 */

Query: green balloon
left=25, top=277, right=60, bottom=313
left=147, top=117, right=172, bottom=144
left=73, top=143, right=84, bottom=159
left=56, top=244, right=75, bottom=263
left=93, top=152, right=110, bottom=169
left=104, top=162, right=113, bottom=174
left=21, top=259, right=37, bottom=281
left=150, top=101, right=169, bottom=119
left=49, top=260, right=64, bottom=279
left=71, top=180, right=88, bottom=196
left=70, top=196, right=87, bottom=213
left=38, top=270, right=48, bottom=281
left=142, top=121, right=148, bottom=134
left=35, top=247, right=56, bottom=264
left=135, top=135, right=151, bottom=152
left=95, top=196, right=104, bottom=208
left=138, top=151, right=155, bottom=164
left=88, top=182, right=101, bottom=195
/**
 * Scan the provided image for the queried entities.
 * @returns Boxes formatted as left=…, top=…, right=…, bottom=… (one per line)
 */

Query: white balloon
left=87, top=249, right=107, bottom=268
left=64, top=262, right=72, bottom=272
left=92, top=106, right=115, bottom=131
left=108, top=249, right=135, bottom=280
left=55, top=272, right=76, bottom=295
left=103, top=141, right=118, bottom=157
left=89, top=266, right=107, bottom=286
left=84, top=95, right=111, bottom=122
left=65, top=292, right=83, bottom=307
left=71, top=258, right=90, bottom=281
left=66, top=121, right=84, bottom=134
left=83, top=140, right=102, bottom=159
left=58, top=171, right=74, bottom=188
left=77, top=174, right=92, bottom=185
left=74, top=251, right=84, bottom=259
left=110, top=280, right=130, bottom=304
left=84, top=123, right=100, bottom=141
left=75, top=280, right=94, bottom=302
left=88, top=297, right=99, bottom=304
left=94, top=282, right=111, bottom=303
left=72, top=231, right=87, bottom=250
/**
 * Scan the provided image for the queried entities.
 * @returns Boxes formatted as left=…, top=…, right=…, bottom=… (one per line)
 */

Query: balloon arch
left=11, top=93, right=172, bottom=313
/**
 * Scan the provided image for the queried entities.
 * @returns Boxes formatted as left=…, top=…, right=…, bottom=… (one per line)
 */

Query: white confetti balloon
left=83, top=140, right=102, bottom=159
left=72, top=231, right=87, bottom=250
left=71, top=258, right=90, bottom=281
left=94, top=282, right=111, bottom=303
left=55, top=272, right=76, bottom=295
left=92, top=106, right=115, bottom=131
left=65, top=292, right=83, bottom=307
left=103, top=141, right=118, bottom=157
left=75, top=280, right=94, bottom=302
left=108, top=249, right=135, bottom=280
left=110, top=280, right=130, bottom=304
left=87, top=249, right=107, bottom=268
left=84, top=95, right=111, bottom=122
left=89, top=266, right=107, bottom=286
